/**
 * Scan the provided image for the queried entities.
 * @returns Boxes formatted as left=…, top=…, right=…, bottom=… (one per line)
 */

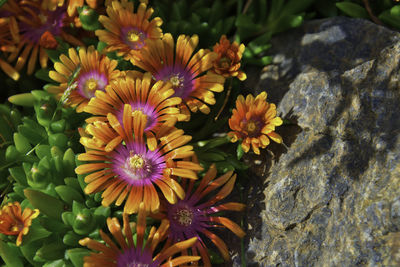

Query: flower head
left=75, top=108, right=202, bottom=214
left=212, top=35, right=246, bottom=81
left=132, top=33, right=225, bottom=120
left=84, top=72, right=187, bottom=137
left=158, top=164, right=245, bottom=267
left=79, top=202, right=200, bottom=267
left=40, top=0, right=102, bottom=16
left=228, top=92, right=283, bottom=154
left=95, top=0, right=163, bottom=61
left=0, top=0, right=83, bottom=76
left=47, top=46, right=120, bottom=112
left=0, top=202, right=39, bottom=246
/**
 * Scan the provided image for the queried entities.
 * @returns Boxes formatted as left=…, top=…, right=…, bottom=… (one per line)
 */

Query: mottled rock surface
left=243, top=17, right=400, bottom=266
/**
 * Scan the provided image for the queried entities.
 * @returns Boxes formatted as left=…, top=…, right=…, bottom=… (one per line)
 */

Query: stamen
left=169, top=74, right=184, bottom=88
left=219, top=56, right=231, bottom=69
left=247, top=121, right=257, bottom=132
left=127, top=30, right=142, bottom=43
left=173, top=208, right=193, bottom=227
left=84, top=78, right=98, bottom=92
left=129, top=154, right=144, bottom=170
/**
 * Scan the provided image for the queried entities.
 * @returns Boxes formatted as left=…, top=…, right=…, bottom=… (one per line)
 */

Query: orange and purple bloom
left=75, top=108, right=202, bottom=214
left=41, top=0, right=103, bottom=16
left=0, top=202, right=39, bottom=246
left=0, top=0, right=83, bottom=76
left=95, top=0, right=162, bottom=61
left=212, top=35, right=247, bottom=81
left=84, top=72, right=187, bottom=140
left=131, top=33, right=225, bottom=119
left=47, top=46, right=120, bottom=112
left=228, top=92, right=283, bottom=154
left=79, top=202, right=200, bottom=266
left=158, top=164, right=245, bottom=266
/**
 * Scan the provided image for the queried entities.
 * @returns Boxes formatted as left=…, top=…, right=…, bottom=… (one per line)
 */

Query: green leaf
left=209, top=248, right=225, bottom=264
left=72, top=209, right=95, bottom=235
left=0, top=115, right=13, bottom=141
left=63, top=148, right=76, bottom=177
left=336, top=2, right=369, bottom=19
left=21, top=223, right=51, bottom=244
left=50, top=119, right=66, bottom=133
left=24, top=189, right=64, bottom=220
left=8, top=93, right=35, bottom=107
left=237, top=143, right=244, bottom=160
left=0, top=0, right=8, bottom=8
left=20, top=240, right=43, bottom=267
left=63, top=231, right=82, bottom=246
left=9, top=166, right=27, bottom=185
left=35, top=68, right=53, bottom=83
left=0, top=240, right=24, bottom=267
left=43, top=259, right=66, bottom=267
left=61, top=211, right=75, bottom=226
left=97, top=41, right=107, bottom=52
left=35, top=145, right=51, bottom=159
left=6, top=145, right=20, bottom=162
left=36, top=242, right=66, bottom=261
left=66, top=248, right=90, bottom=267
left=18, top=125, right=45, bottom=145
left=48, top=133, right=68, bottom=150
left=55, top=185, right=84, bottom=205
left=379, top=10, right=400, bottom=29
left=10, top=109, right=21, bottom=126
left=31, top=90, right=51, bottom=101
left=14, top=133, right=32, bottom=154
left=196, top=151, right=226, bottom=161
left=198, top=136, right=230, bottom=151
left=391, top=5, right=400, bottom=17
left=46, top=49, right=62, bottom=64
left=284, top=0, right=316, bottom=15
left=64, top=177, right=81, bottom=192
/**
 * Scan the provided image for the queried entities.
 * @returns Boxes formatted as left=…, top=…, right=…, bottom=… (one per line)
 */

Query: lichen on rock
left=244, top=17, right=400, bottom=266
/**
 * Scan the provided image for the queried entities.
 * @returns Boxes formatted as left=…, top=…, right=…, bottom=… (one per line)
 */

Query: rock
left=244, top=17, right=400, bottom=266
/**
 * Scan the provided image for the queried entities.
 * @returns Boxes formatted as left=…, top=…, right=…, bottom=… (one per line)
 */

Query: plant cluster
left=0, top=0, right=398, bottom=266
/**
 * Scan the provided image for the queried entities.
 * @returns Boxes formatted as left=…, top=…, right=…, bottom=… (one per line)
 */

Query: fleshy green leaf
left=24, top=189, right=64, bottom=220
left=336, top=2, right=369, bottom=19
left=0, top=240, right=24, bottom=267
left=66, top=248, right=90, bottom=267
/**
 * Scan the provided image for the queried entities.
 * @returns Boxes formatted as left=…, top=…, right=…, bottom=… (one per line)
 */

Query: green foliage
left=1, top=0, right=400, bottom=266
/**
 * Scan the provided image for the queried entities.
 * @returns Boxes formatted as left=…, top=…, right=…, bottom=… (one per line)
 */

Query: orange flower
left=131, top=33, right=225, bottom=119
left=84, top=72, right=187, bottom=135
left=47, top=46, right=120, bottom=112
left=40, top=0, right=103, bottom=16
left=212, top=35, right=246, bottom=81
left=80, top=202, right=200, bottom=267
left=75, top=108, right=202, bottom=214
left=0, top=202, right=39, bottom=246
left=0, top=0, right=83, bottom=77
left=228, top=92, right=283, bottom=154
left=95, top=0, right=163, bottom=61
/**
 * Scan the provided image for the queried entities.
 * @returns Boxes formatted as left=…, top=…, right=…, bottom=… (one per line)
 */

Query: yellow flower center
left=84, top=78, right=98, bottom=92
left=129, top=154, right=144, bottom=170
left=247, top=121, right=257, bottom=133
left=169, top=75, right=184, bottom=88
left=219, top=57, right=231, bottom=69
left=38, top=14, right=48, bottom=24
left=10, top=221, right=24, bottom=232
left=174, top=208, right=193, bottom=227
left=127, top=30, right=142, bottom=43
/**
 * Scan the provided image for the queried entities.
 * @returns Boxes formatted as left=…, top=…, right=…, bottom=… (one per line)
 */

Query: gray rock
left=244, top=17, right=400, bottom=266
